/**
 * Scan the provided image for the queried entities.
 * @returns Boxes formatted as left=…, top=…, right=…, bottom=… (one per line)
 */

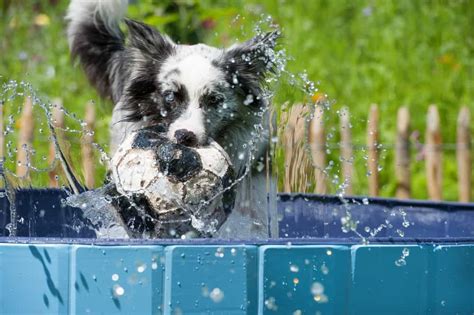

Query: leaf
left=34, top=14, right=50, bottom=27
left=144, top=14, right=179, bottom=27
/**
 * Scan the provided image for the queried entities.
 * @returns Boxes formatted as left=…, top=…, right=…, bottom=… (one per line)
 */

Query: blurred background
left=0, top=0, right=473, bottom=200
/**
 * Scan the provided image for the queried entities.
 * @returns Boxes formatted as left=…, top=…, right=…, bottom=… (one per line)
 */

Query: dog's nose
left=174, top=129, right=198, bottom=147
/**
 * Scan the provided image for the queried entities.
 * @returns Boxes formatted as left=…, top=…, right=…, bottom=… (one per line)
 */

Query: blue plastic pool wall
left=1, top=242, right=473, bottom=314
left=0, top=190, right=473, bottom=314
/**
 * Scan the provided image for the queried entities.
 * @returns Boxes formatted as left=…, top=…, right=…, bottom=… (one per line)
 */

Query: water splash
left=0, top=12, right=406, bottom=242
left=394, top=247, right=410, bottom=267
left=0, top=80, right=103, bottom=236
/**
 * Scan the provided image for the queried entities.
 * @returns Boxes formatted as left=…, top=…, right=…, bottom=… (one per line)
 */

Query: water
left=0, top=13, right=414, bottom=245
left=209, top=288, right=225, bottom=303
left=394, top=247, right=410, bottom=267
left=0, top=87, right=405, bottom=241
left=0, top=160, right=19, bottom=236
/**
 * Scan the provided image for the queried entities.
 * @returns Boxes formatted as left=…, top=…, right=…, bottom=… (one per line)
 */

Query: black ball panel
left=157, top=142, right=202, bottom=182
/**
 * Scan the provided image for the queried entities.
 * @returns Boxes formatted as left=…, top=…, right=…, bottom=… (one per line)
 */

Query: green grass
left=1, top=0, right=473, bottom=200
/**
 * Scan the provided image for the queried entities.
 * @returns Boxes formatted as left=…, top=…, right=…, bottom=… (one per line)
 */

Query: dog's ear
left=221, top=30, right=280, bottom=103
left=125, top=19, right=175, bottom=58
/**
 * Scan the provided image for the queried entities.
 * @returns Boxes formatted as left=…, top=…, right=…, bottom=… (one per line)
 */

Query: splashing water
left=0, top=80, right=107, bottom=236
left=0, top=14, right=292, bottom=239
left=394, top=247, right=410, bottom=267
left=0, top=12, right=410, bottom=243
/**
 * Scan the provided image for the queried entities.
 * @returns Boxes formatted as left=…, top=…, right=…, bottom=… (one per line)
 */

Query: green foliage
left=1, top=0, right=473, bottom=200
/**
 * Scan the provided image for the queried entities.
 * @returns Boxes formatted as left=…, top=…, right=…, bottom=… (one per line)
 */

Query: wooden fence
left=6, top=97, right=474, bottom=202
left=280, top=103, right=472, bottom=202
left=12, top=97, right=96, bottom=189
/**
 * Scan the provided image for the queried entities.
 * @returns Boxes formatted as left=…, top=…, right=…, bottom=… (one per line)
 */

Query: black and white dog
left=66, top=0, right=279, bottom=238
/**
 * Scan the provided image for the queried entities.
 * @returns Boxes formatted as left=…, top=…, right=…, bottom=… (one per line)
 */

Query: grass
left=1, top=0, right=473, bottom=200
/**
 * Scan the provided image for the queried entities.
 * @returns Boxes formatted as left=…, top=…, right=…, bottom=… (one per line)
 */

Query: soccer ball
left=110, top=126, right=235, bottom=238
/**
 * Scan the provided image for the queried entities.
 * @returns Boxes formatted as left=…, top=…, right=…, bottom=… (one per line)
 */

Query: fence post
left=395, top=106, right=410, bottom=199
left=16, top=96, right=34, bottom=178
left=281, top=103, right=314, bottom=192
left=310, top=104, right=327, bottom=194
left=0, top=101, right=3, bottom=161
left=339, top=107, right=353, bottom=195
left=48, top=99, right=65, bottom=187
left=282, top=104, right=293, bottom=193
left=367, top=104, right=379, bottom=196
left=457, top=106, right=471, bottom=202
left=81, top=102, right=96, bottom=189
left=426, top=105, right=442, bottom=200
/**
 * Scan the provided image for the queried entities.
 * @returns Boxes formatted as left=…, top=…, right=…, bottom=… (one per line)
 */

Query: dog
left=66, top=0, right=280, bottom=238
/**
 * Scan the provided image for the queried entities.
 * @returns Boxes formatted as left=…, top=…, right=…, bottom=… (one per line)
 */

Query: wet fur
left=67, top=0, right=279, bottom=237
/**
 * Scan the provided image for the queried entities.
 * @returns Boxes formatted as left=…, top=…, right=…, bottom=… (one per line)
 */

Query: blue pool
left=0, top=190, right=473, bottom=314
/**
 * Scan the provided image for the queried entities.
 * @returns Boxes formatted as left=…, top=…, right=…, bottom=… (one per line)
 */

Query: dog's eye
left=163, top=91, right=175, bottom=105
left=208, top=94, right=224, bottom=107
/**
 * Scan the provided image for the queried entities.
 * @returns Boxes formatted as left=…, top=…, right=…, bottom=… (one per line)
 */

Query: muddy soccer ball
left=110, top=126, right=235, bottom=238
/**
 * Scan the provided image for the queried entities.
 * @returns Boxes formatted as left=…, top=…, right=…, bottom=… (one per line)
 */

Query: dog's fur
left=66, top=0, right=279, bottom=238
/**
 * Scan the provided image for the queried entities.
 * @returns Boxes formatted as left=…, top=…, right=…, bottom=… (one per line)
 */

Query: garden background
left=1, top=0, right=473, bottom=200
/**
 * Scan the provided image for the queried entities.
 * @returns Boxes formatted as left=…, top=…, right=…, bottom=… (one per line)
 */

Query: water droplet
left=243, top=94, right=254, bottom=105
left=137, top=263, right=146, bottom=273
left=289, top=264, right=299, bottom=273
left=264, top=297, right=278, bottom=311
left=113, top=284, right=125, bottom=297
left=215, top=247, right=224, bottom=258
left=311, top=282, right=324, bottom=295
left=402, top=248, right=410, bottom=257
left=321, top=263, right=329, bottom=275
left=209, top=288, right=224, bottom=303
left=112, top=274, right=119, bottom=281
left=313, top=293, right=329, bottom=303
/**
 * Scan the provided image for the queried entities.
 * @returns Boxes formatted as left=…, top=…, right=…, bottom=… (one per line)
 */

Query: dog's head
left=111, top=20, right=279, bottom=147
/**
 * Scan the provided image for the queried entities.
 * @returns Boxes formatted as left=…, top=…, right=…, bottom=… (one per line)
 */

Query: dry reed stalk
left=456, top=106, right=470, bottom=202
left=81, top=102, right=96, bottom=189
left=395, top=106, right=410, bottom=199
left=425, top=105, right=442, bottom=200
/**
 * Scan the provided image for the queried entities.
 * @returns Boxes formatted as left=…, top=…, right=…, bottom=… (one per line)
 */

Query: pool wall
left=0, top=191, right=473, bottom=314
left=0, top=241, right=473, bottom=314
